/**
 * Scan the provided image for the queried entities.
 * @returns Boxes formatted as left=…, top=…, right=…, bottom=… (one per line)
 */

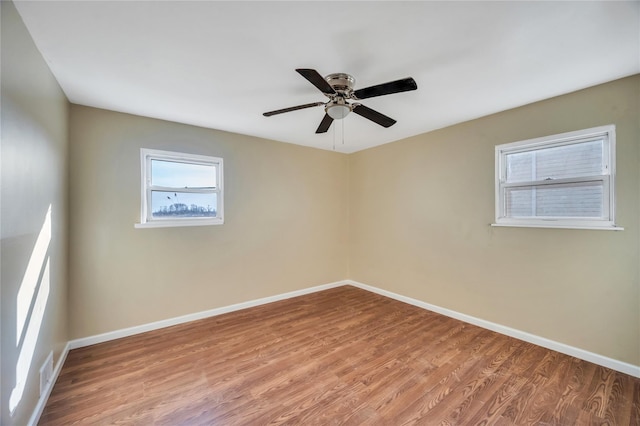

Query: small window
left=136, top=149, right=223, bottom=228
left=494, top=125, right=621, bottom=230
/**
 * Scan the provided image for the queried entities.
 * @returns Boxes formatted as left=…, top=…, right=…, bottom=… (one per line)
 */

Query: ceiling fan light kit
left=263, top=68, right=417, bottom=134
left=326, top=103, right=351, bottom=120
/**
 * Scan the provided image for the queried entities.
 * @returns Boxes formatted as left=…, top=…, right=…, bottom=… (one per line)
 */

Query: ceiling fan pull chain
left=333, top=123, right=336, bottom=151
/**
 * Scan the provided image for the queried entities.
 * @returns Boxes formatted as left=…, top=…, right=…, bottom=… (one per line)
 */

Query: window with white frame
left=136, top=149, right=223, bottom=228
left=494, top=125, right=621, bottom=230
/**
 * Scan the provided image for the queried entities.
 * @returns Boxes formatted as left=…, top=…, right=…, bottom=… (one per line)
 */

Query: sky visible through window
left=151, top=160, right=217, bottom=217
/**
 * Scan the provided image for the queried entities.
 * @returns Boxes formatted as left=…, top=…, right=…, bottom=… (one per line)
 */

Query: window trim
left=492, top=125, right=623, bottom=231
left=135, top=148, right=224, bottom=229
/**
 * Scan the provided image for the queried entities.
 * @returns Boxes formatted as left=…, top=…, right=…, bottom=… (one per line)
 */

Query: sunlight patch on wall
left=10, top=206, right=52, bottom=415
left=16, top=206, right=51, bottom=344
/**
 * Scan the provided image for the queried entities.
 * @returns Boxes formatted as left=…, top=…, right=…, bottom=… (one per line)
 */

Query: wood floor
left=40, top=286, right=639, bottom=425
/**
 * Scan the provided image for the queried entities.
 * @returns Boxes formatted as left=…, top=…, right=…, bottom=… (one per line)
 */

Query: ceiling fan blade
left=353, top=77, right=417, bottom=100
left=315, top=114, right=334, bottom=133
left=296, top=69, right=336, bottom=95
left=263, top=102, right=324, bottom=117
left=352, top=104, right=396, bottom=128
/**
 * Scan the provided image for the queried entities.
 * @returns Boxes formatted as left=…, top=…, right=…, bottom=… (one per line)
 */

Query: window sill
left=135, top=219, right=223, bottom=229
left=491, top=223, right=623, bottom=231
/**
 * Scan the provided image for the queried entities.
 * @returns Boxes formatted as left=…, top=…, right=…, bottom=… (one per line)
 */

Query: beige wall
left=68, top=106, right=349, bottom=338
left=1, top=1, right=70, bottom=424
left=349, top=75, right=640, bottom=366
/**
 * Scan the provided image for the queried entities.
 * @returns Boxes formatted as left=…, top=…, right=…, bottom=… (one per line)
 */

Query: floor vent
left=39, top=351, right=53, bottom=396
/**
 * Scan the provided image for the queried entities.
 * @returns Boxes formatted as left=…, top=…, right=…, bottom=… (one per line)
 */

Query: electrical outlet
left=40, top=351, right=53, bottom=396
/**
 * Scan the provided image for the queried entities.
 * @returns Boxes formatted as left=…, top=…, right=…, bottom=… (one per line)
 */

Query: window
left=494, top=125, right=621, bottom=230
left=136, top=149, right=223, bottom=228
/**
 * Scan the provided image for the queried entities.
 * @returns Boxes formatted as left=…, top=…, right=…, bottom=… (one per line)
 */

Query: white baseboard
left=68, top=280, right=348, bottom=350
left=346, top=280, right=640, bottom=378
left=30, top=278, right=640, bottom=424
left=28, top=341, right=70, bottom=426
left=67, top=279, right=640, bottom=377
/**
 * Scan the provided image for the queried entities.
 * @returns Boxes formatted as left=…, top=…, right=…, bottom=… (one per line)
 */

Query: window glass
left=137, top=149, right=223, bottom=228
left=494, top=125, right=619, bottom=230
left=505, top=181, right=604, bottom=218
left=151, top=191, right=218, bottom=218
left=151, top=159, right=216, bottom=188
left=505, top=139, right=603, bottom=183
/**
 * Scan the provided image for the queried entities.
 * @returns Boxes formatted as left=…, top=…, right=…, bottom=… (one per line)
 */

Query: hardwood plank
left=582, top=365, right=617, bottom=418
left=433, top=340, right=527, bottom=425
left=39, top=286, right=640, bottom=425
left=632, top=379, right=640, bottom=425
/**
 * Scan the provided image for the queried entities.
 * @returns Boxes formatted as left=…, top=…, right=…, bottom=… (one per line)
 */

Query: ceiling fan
left=263, top=69, right=417, bottom=133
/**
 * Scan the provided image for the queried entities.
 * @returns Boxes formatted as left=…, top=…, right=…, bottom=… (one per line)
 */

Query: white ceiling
left=13, top=1, right=640, bottom=154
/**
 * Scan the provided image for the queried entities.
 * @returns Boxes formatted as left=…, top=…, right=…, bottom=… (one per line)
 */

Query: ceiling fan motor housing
left=324, top=73, right=356, bottom=119
left=325, top=73, right=355, bottom=96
